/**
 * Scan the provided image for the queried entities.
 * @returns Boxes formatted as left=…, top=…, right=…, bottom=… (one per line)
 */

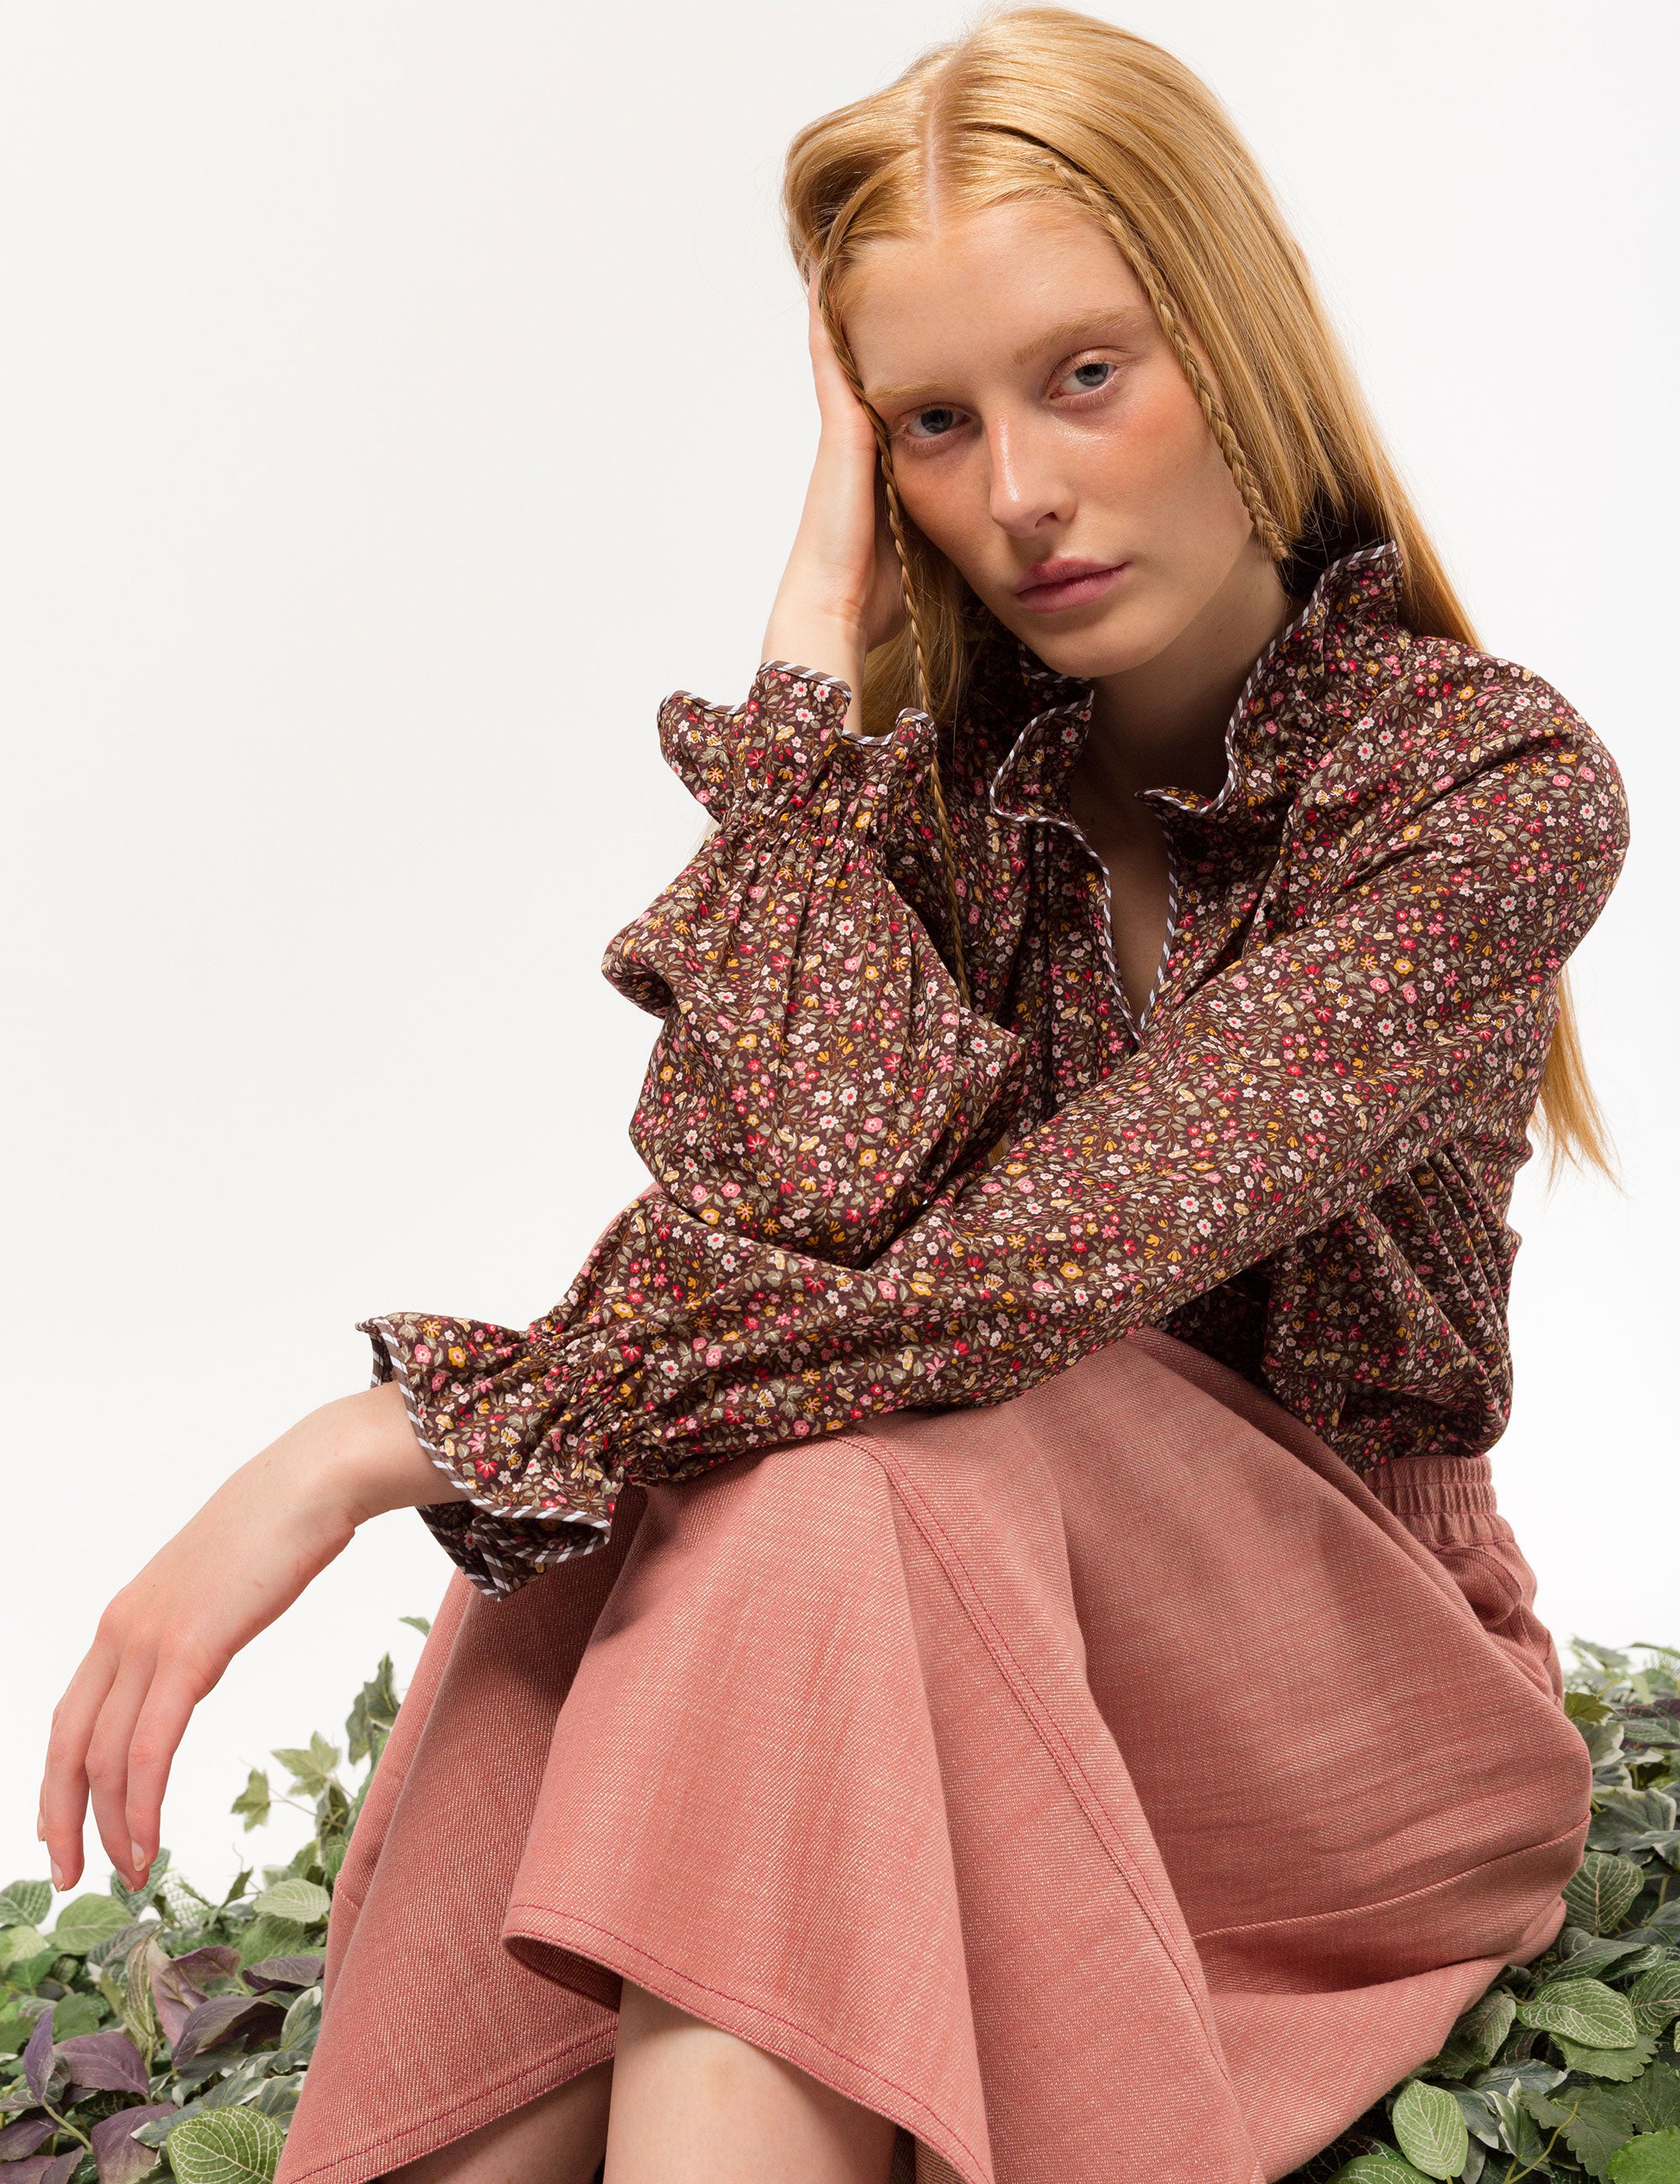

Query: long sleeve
left=361, top=660, right=1031, bottom=1593
left=363, top=650, right=1629, bottom=1597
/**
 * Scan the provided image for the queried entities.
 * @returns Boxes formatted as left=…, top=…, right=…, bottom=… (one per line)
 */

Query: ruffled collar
left=973, top=538, right=1408, bottom=839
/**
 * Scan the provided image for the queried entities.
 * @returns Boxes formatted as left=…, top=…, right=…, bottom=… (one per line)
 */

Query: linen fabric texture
left=274, top=1326, right=1591, bottom=2184
left=350, top=538, right=1630, bottom=1597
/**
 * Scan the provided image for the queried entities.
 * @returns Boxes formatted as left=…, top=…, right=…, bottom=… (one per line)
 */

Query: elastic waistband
left=1362, top=1452, right=1498, bottom=1521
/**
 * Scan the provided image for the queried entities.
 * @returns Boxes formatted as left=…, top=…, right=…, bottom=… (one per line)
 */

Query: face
left=843, top=196, right=1275, bottom=680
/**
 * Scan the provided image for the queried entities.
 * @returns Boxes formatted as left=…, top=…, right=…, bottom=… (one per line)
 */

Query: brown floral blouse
left=359, top=539, right=1630, bottom=1597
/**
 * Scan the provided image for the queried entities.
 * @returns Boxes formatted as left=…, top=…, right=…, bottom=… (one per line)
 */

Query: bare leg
left=604, top=1979, right=897, bottom=2184
left=381, top=2059, right=613, bottom=2184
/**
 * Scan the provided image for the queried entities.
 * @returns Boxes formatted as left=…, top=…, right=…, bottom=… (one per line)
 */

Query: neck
left=1071, top=549, right=1302, bottom=834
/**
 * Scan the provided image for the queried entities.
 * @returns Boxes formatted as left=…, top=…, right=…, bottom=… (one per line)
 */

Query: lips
left=1012, top=559, right=1131, bottom=613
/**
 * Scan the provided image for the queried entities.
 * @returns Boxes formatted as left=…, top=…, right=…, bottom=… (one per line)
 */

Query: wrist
left=277, top=1383, right=469, bottom=1531
left=759, top=607, right=865, bottom=720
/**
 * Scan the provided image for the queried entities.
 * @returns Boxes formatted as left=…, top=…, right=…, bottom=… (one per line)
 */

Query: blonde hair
left=780, top=2, right=1612, bottom=1181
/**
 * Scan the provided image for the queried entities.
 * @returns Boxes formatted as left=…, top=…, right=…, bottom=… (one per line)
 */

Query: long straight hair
left=779, top=3, right=1612, bottom=1180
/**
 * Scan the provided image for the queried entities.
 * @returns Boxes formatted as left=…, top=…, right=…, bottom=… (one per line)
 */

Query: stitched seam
left=276, top=2030, right=613, bottom=2184
left=507, top=1904, right=985, bottom=2176
left=835, top=1427, right=1242, bottom=2103
left=1189, top=1815, right=1590, bottom=1945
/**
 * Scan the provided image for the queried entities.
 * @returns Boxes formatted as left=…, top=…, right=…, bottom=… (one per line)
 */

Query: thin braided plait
left=813, top=257, right=974, bottom=1011
left=1032, top=150, right=1291, bottom=570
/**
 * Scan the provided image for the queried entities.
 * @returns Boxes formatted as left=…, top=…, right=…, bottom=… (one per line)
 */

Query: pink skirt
left=274, top=1326, right=1590, bottom=2184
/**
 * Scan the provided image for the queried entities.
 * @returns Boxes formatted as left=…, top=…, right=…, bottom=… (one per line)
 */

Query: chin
left=1005, top=605, right=1159, bottom=684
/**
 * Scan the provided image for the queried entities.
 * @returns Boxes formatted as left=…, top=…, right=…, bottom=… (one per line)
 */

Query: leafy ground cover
left=3, top=1630, right=1677, bottom=2184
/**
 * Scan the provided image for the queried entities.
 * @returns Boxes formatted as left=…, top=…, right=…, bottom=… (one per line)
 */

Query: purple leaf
left=20, top=2010, right=55, bottom=2104
left=148, top=1956, right=205, bottom=2051
left=0, top=2158, right=55, bottom=2184
left=0, top=2123, right=53, bottom=2161
left=149, top=1943, right=239, bottom=2045
left=169, top=1994, right=286, bottom=2067
left=40, top=2156, right=79, bottom=2184
left=241, top=1955, right=323, bottom=1993
left=163, top=1948, right=238, bottom=1987
left=91, top=2105, right=176, bottom=2184
left=54, top=2031, right=149, bottom=2097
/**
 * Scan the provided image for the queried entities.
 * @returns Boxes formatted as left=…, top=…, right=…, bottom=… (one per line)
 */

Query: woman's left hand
left=761, top=276, right=906, bottom=730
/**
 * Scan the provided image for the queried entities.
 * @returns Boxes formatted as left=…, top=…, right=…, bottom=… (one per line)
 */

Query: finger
left=805, top=281, right=876, bottom=438
left=123, top=1653, right=212, bottom=1877
left=84, top=1651, right=161, bottom=1888
left=39, top=1642, right=123, bottom=1891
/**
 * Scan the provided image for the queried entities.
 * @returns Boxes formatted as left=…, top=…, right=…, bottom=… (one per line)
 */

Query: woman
left=39, top=9, right=1628, bottom=2182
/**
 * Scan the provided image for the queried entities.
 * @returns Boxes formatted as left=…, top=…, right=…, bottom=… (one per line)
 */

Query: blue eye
left=906, top=405, right=961, bottom=439
left=1063, top=360, right=1113, bottom=393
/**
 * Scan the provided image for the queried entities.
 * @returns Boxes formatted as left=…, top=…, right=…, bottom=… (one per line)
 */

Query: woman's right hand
left=761, top=277, right=907, bottom=732
left=39, top=1380, right=464, bottom=1898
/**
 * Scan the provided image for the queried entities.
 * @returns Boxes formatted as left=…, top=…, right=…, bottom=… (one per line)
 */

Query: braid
left=1029, top=150, right=1291, bottom=567
left=814, top=259, right=974, bottom=1011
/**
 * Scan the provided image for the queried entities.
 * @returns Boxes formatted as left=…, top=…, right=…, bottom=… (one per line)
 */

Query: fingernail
left=35, top=1813, right=45, bottom=1842
left=50, top=1861, right=64, bottom=1890
left=130, top=1842, right=148, bottom=1875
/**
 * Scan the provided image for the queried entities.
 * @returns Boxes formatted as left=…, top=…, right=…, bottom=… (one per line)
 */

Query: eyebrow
left=865, top=305, right=1155, bottom=409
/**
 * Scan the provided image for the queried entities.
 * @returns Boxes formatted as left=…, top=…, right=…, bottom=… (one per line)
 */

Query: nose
left=984, top=410, right=1074, bottom=539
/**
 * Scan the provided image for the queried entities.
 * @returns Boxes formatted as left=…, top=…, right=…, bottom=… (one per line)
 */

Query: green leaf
left=1326, top=2155, right=1438, bottom=2184
left=249, top=1880, right=329, bottom=1926
left=1392, top=2080, right=1471, bottom=2177
left=0, top=2004, right=34, bottom=2055
left=1529, top=2061, right=1680, bottom=2177
left=1567, top=1854, right=1649, bottom=1935
left=399, top=1615, right=431, bottom=1635
left=165, top=2108, right=286, bottom=2184
left=0, top=1924, right=46, bottom=1971
left=50, top=1891, right=132, bottom=1955
left=1608, top=2129, right=1680, bottom=2184
left=229, top=1771, right=271, bottom=1833
left=1519, top=1976, right=1641, bottom=2047
left=344, top=1655, right=399, bottom=1767
left=50, top=1991, right=104, bottom=2035
left=318, top=1834, right=349, bottom=1884
left=1553, top=2029, right=1660, bottom=2079
left=1634, top=1966, right=1680, bottom=2035
left=1452, top=1990, right=1519, bottom=2071
left=270, top=1735, right=341, bottom=1801
left=5, top=1944, right=55, bottom=1991
left=234, top=1916, right=307, bottom=1968
left=282, top=1840, right=321, bottom=1882
left=0, top=1882, right=51, bottom=1928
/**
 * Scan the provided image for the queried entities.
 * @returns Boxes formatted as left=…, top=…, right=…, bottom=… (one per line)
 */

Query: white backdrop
left=3, top=0, right=1674, bottom=1903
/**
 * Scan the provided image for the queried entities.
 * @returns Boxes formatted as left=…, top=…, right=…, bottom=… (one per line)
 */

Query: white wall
left=3, top=0, right=1673, bottom=1903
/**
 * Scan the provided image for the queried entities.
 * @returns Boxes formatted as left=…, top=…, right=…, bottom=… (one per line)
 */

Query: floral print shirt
left=359, top=539, right=1630, bottom=1597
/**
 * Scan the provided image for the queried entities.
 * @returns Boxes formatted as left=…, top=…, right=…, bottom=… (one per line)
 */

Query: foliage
left=5, top=1624, right=1676, bottom=2184
left=1286, top=1639, right=1680, bottom=2184
left=0, top=1634, right=422, bottom=2184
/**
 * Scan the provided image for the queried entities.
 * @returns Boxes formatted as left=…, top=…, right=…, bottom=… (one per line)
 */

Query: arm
left=39, top=1382, right=470, bottom=1895
left=369, top=674, right=1628, bottom=1588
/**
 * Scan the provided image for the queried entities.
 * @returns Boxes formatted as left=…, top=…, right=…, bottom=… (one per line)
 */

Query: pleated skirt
left=273, top=1326, right=1592, bottom=2184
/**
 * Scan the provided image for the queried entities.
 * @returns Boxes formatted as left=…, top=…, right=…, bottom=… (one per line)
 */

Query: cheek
left=1096, top=367, right=1211, bottom=501
left=893, top=454, right=993, bottom=580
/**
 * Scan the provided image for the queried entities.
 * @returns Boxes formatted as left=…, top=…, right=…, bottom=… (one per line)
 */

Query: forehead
left=841, top=197, right=1151, bottom=390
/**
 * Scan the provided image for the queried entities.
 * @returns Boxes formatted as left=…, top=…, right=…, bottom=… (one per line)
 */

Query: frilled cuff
left=357, top=1311, right=615, bottom=1599
left=651, top=659, right=858, bottom=826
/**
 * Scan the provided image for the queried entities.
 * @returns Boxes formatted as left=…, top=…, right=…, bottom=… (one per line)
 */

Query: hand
left=38, top=1381, right=461, bottom=1895
left=761, top=277, right=907, bottom=731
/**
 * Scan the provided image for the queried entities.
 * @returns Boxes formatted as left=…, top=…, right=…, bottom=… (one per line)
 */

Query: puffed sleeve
left=358, top=660, right=1028, bottom=1594
left=360, top=656, right=1629, bottom=1595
